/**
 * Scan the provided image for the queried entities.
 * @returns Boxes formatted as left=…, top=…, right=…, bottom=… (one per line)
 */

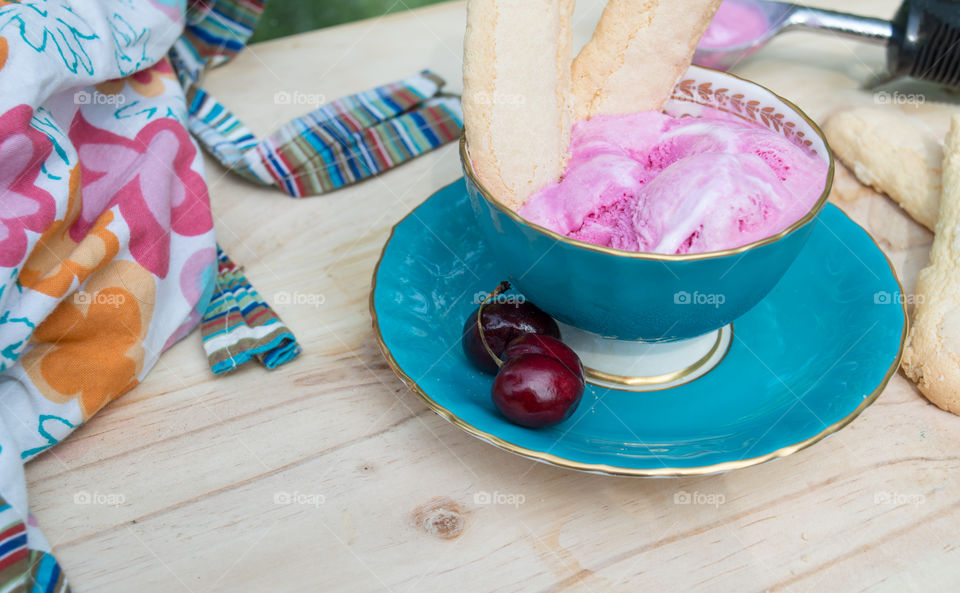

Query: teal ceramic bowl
left=461, top=65, right=834, bottom=341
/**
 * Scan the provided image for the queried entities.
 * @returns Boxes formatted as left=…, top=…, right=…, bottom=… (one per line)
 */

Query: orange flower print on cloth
left=95, top=57, right=176, bottom=98
left=23, top=260, right=156, bottom=420
left=19, top=166, right=121, bottom=299
left=69, top=111, right=213, bottom=279
left=0, top=105, right=56, bottom=268
left=0, top=2, right=223, bottom=587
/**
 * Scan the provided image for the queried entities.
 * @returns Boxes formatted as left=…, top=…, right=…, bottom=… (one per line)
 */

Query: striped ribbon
left=170, top=0, right=267, bottom=90
left=201, top=248, right=301, bottom=375
left=188, top=71, right=463, bottom=197
left=172, top=0, right=464, bottom=373
left=29, top=551, right=69, bottom=593
left=0, top=499, right=69, bottom=592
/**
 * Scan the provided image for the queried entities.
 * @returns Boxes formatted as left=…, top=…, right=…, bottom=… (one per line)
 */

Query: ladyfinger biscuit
left=902, top=115, right=960, bottom=415
left=463, top=0, right=575, bottom=211
left=572, top=0, right=722, bottom=120
left=823, top=107, right=942, bottom=231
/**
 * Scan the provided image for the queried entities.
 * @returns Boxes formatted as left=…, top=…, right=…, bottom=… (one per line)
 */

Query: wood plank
left=24, top=1, right=960, bottom=591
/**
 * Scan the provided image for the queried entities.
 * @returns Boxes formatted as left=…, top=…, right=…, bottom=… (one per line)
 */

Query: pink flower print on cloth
left=69, top=111, right=213, bottom=278
left=148, top=0, right=186, bottom=23
left=0, top=105, right=56, bottom=268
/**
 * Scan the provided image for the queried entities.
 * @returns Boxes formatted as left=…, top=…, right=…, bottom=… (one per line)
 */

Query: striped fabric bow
left=167, top=0, right=464, bottom=371
left=202, top=249, right=301, bottom=374
left=171, top=2, right=463, bottom=198
left=188, top=71, right=463, bottom=197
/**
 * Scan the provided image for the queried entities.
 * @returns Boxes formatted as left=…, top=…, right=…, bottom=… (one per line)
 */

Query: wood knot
left=411, top=497, right=466, bottom=540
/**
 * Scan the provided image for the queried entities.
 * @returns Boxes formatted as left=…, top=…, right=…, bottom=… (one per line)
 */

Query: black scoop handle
left=888, top=0, right=960, bottom=86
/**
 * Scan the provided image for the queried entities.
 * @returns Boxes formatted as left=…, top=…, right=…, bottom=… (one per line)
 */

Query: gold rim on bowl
left=460, top=66, right=837, bottom=262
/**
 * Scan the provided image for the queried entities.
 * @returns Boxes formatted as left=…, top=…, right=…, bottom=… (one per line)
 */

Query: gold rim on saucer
left=369, top=202, right=908, bottom=477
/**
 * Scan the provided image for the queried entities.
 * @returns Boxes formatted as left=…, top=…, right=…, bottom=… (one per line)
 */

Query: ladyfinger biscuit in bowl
left=462, top=0, right=575, bottom=211
left=902, top=115, right=960, bottom=415
left=823, top=107, right=942, bottom=231
left=572, top=0, right=722, bottom=120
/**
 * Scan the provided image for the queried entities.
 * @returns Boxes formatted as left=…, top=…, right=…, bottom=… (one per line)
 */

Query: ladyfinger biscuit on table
left=902, top=115, right=960, bottom=415
left=571, top=0, right=722, bottom=120
left=823, top=107, right=942, bottom=231
left=463, top=0, right=575, bottom=211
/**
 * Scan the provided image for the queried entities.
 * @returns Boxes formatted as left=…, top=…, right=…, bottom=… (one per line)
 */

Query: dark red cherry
left=491, top=353, right=584, bottom=428
left=462, top=301, right=560, bottom=374
left=503, top=334, right=584, bottom=383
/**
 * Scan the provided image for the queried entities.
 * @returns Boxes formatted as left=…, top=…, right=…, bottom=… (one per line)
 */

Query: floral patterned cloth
left=0, top=0, right=464, bottom=587
left=0, top=0, right=212, bottom=589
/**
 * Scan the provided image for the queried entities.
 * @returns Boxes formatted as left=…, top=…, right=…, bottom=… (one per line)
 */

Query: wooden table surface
left=26, top=1, right=960, bottom=591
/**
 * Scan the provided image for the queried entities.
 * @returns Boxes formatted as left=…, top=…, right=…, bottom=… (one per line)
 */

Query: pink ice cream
left=519, top=110, right=828, bottom=255
left=700, top=0, right=771, bottom=49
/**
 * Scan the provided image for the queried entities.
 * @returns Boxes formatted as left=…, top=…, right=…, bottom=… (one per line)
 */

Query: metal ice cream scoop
left=694, top=0, right=960, bottom=86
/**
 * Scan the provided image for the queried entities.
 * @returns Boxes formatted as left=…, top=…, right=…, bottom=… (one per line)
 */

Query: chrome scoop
left=694, top=0, right=960, bottom=87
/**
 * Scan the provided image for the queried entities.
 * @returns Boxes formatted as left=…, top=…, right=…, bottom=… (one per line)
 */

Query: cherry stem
left=477, top=281, right=511, bottom=369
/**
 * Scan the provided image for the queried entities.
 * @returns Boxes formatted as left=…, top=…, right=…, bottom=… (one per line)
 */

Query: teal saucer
left=371, top=181, right=907, bottom=476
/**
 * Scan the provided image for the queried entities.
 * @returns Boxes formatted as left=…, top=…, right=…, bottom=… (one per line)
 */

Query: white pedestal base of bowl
left=557, top=323, right=734, bottom=392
